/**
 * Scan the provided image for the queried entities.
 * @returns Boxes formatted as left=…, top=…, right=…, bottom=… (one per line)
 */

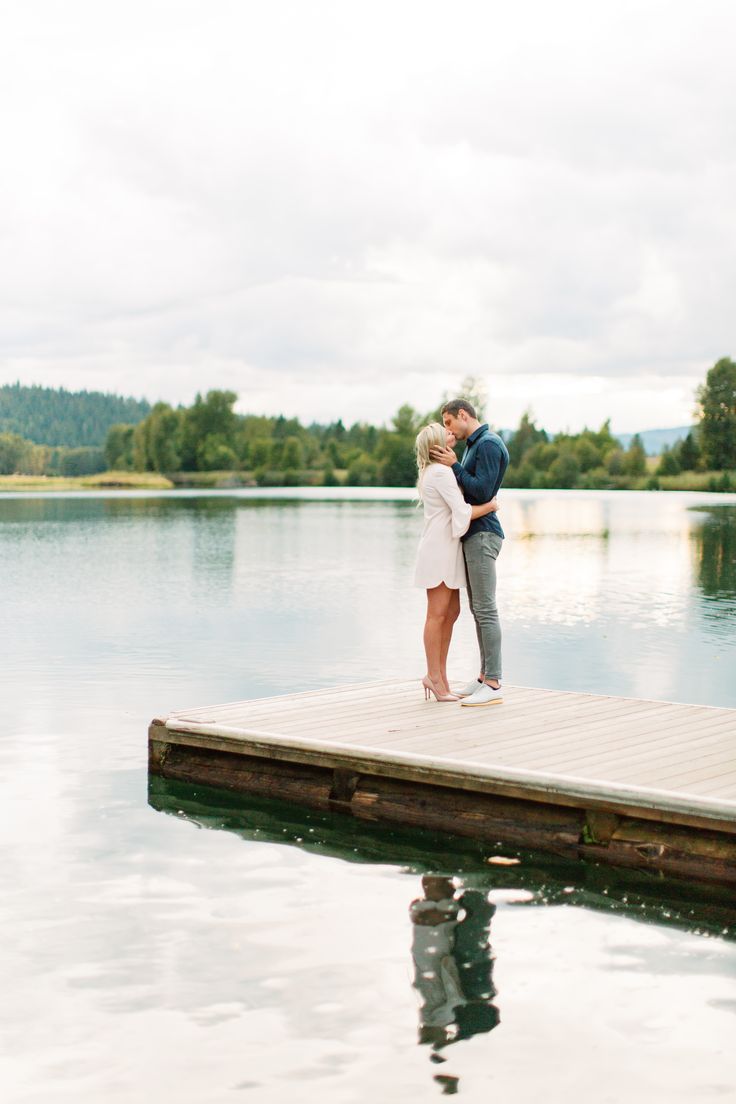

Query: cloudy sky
left=1, top=0, right=734, bottom=432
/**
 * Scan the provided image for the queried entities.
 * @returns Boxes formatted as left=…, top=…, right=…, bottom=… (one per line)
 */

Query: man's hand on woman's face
left=429, top=445, right=457, bottom=466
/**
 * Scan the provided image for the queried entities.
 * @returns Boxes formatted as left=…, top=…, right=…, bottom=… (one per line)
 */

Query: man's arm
left=453, top=440, right=502, bottom=500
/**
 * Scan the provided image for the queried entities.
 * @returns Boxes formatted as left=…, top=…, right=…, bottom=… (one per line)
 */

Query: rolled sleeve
left=435, top=468, right=472, bottom=537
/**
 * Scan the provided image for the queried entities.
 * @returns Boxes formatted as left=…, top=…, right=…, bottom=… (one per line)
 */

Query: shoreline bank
left=2, top=469, right=736, bottom=494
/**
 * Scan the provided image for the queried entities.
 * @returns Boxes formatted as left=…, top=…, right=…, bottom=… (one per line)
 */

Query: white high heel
left=422, top=676, right=459, bottom=702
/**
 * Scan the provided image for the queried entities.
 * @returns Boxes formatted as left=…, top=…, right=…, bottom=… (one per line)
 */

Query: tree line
left=103, top=391, right=421, bottom=486
left=0, top=382, right=150, bottom=477
left=0, top=436, right=109, bottom=477
left=502, top=358, right=734, bottom=490
left=0, top=383, right=149, bottom=447
left=2, top=358, right=734, bottom=488
left=100, top=358, right=735, bottom=489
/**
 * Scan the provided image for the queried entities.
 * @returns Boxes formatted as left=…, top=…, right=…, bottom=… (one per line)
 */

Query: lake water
left=1, top=488, right=735, bottom=1102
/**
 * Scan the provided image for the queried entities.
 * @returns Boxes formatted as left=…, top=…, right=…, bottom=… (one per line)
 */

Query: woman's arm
left=470, top=496, right=498, bottom=520
left=432, top=467, right=499, bottom=537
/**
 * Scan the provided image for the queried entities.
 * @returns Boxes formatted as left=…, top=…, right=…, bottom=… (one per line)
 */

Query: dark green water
left=1, top=489, right=735, bottom=1102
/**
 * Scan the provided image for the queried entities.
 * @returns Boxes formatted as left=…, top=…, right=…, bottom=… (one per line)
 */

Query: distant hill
left=0, top=383, right=151, bottom=448
left=615, top=426, right=695, bottom=456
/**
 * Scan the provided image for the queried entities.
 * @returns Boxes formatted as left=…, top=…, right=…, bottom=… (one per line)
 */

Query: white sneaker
left=460, top=682, right=503, bottom=707
left=456, top=679, right=484, bottom=698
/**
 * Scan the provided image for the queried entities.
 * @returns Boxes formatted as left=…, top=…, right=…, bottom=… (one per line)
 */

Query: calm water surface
left=1, top=488, right=735, bottom=1102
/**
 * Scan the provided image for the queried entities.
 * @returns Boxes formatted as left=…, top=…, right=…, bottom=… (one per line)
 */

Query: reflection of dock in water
left=148, top=781, right=736, bottom=1101
left=149, top=680, right=736, bottom=887
left=148, top=777, right=736, bottom=934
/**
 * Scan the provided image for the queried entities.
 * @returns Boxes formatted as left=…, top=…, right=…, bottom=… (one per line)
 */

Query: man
left=430, top=399, right=509, bottom=706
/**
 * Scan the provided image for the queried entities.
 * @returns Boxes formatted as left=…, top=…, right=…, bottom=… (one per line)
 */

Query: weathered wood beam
left=151, top=720, right=736, bottom=835
left=148, top=730, right=736, bottom=887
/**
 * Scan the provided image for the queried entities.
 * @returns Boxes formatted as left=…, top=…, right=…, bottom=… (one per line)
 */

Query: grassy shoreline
left=0, top=471, right=174, bottom=491
left=1, top=469, right=734, bottom=493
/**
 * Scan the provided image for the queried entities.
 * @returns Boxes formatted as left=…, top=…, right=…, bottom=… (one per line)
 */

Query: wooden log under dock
left=149, top=680, right=736, bottom=887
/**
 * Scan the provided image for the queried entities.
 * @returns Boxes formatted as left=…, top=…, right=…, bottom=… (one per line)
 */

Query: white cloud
left=0, top=0, right=734, bottom=430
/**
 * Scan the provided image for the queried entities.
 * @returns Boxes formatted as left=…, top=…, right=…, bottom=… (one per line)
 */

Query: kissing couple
left=414, top=398, right=509, bottom=706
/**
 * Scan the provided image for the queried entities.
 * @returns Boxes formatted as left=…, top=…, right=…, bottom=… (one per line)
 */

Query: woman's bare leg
left=424, top=584, right=455, bottom=692
left=439, top=588, right=461, bottom=691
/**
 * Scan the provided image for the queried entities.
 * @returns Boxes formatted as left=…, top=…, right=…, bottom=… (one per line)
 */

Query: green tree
left=180, top=391, right=238, bottom=470
left=301, top=436, right=320, bottom=466
left=606, top=448, right=625, bottom=476
left=657, top=446, right=681, bottom=476
left=59, top=448, right=106, bottom=476
left=270, top=439, right=284, bottom=469
left=574, top=437, right=602, bottom=472
left=272, top=415, right=302, bottom=440
left=590, top=419, right=620, bottom=456
left=515, top=462, right=536, bottom=488
left=147, top=403, right=182, bottom=472
left=624, top=434, right=647, bottom=477
left=347, top=422, right=378, bottom=452
left=197, top=435, right=237, bottom=471
left=250, top=438, right=272, bottom=468
left=234, top=415, right=276, bottom=464
left=549, top=451, right=581, bottom=489
left=281, top=436, right=304, bottom=470
left=378, top=438, right=417, bottom=486
left=526, top=442, right=559, bottom=471
left=507, top=411, right=548, bottom=467
left=22, top=443, right=52, bottom=475
left=346, top=454, right=379, bottom=486
left=0, top=432, right=29, bottom=474
left=327, top=440, right=343, bottom=468
left=697, top=357, right=736, bottom=470
left=391, top=404, right=422, bottom=437
left=132, top=420, right=150, bottom=471
left=374, top=404, right=424, bottom=486
left=105, top=424, right=135, bottom=470
left=676, top=431, right=700, bottom=471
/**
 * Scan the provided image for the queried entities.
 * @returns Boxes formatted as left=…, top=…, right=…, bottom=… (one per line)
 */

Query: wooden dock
left=149, top=680, right=736, bottom=886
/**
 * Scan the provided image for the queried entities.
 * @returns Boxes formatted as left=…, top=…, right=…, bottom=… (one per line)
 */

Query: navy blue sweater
left=452, top=424, right=509, bottom=541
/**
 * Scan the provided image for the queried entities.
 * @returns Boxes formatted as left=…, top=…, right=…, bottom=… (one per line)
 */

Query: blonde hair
left=415, top=422, right=447, bottom=493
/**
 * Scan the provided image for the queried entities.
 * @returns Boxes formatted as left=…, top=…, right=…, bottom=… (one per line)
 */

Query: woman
left=414, top=423, right=498, bottom=701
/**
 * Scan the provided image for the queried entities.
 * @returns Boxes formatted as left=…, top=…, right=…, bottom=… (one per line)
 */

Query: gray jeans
left=463, top=532, right=503, bottom=681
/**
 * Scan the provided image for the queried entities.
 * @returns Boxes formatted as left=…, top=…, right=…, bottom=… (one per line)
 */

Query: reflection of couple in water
left=410, top=874, right=499, bottom=1090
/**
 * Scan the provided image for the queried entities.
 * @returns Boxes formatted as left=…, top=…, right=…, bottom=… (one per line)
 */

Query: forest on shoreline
left=1, top=359, right=735, bottom=492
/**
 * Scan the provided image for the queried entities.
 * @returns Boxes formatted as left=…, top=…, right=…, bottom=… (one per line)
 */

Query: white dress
left=414, top=464, right=472, bottom=590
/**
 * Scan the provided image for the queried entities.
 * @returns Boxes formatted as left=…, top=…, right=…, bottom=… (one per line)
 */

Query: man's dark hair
left=441, top=398, right=477, bottom=420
